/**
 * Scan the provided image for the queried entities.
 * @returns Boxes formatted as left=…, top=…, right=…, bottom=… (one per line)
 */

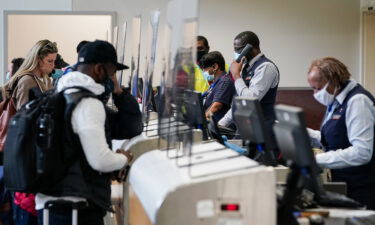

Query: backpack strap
left=59, top=86, right=94, bottom=95
left=3, top=74, right=36, bottom=100
left=62, top=87, right=98, bottom=149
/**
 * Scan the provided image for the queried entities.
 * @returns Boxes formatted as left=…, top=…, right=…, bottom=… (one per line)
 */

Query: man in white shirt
left=219, top=31, right=280, bottom=160
left=219, top=31, right=279, bottom=131
left=35, top=40, right=142, bottom=225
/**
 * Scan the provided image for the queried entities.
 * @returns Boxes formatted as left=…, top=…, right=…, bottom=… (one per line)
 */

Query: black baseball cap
left=77, top=40, right=129, bottom=70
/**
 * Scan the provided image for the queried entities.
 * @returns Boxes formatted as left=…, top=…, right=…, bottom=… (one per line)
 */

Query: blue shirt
left=203, top=74, right=235, bottom=121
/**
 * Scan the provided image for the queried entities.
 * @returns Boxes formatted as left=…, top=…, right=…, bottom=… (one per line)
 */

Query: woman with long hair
left=3, top=40, right=57, bottom=110
left=2, top=39, right=57, bottom=225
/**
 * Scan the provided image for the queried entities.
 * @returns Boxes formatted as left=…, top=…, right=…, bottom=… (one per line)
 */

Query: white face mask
left=313, top=83, right=335, bottom=106
left=203, top=71, right=214, bottom=82
left=234, top=52, right=241, bottom=61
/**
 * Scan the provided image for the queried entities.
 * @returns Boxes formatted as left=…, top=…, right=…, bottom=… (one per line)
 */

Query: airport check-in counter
left=108, top=115, right=364, bottom=225
left=128, top=141, right=276, bottom=225
left=109, top=116, right=204, bottom=225
left=113, top=113, right=204, bottom=161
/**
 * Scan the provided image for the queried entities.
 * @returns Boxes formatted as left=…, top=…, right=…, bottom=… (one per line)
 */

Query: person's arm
left=307, top=128, right=322, bottom=148
left=316, top=94, right=375, bottom=169
left=14, top=76, right=38, bottom=110
left=106, top=75, right=143, bottom=139
left=307, top=128, right=321, bottom=141
left=218, top=108, right=233, bottom=127
left=206, top=102, right=223, bottom=119
left=71, top=98, right=128, bottom=172
left=235, top=62, right=278, bottom=100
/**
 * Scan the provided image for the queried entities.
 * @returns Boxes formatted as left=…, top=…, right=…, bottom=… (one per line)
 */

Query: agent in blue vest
left=219, top=31, right=279, bottom=129
left=307, top=57, right=375, bottom=209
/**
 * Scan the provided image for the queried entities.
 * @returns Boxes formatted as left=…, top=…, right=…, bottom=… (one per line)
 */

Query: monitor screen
left=233, top=97, right=266, bottom=144
left=274, top=104, right=363, bottom=212
left=273, top=104, right=323, bottom=194
left=183, top=90, right=209, bottom=140
left=273, top=104, right=318, bottom=169
left=233, top=97, right=278, bottom=166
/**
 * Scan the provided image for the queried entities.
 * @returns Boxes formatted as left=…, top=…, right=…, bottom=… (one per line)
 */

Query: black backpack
left=3, top=86, right=95, bottom=193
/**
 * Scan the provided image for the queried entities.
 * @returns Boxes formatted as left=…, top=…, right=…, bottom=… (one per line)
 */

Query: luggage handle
left=43, top=200, right=88, bottom=225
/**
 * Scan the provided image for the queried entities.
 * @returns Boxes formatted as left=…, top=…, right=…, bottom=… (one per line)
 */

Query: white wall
left=7, top=14, right=111, bottom=67
left=1, top=0, right=363, bottom=87
left=73, top=0, right=361, bottom=88
left=0, top=0, right=72, bottom=84
left=199, top=0, right=360, bottom=87
left=73, top=0, right=170, bottom=86
left=362, top=0, right=375, bottom=8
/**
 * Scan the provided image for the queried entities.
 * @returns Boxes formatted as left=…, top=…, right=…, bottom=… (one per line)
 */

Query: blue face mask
left=203, top=71, right=214, bottom=82
left=51, top=69, right=64, bottom=79
left=5, top=72, right=11, bottom=81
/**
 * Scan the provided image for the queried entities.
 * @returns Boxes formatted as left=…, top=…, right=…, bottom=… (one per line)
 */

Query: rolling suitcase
left=43, top=200, right=88, bottom=225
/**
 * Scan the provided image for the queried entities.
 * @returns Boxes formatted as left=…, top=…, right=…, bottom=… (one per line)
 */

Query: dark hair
left=55, top=54, right=69, bottom=69
left=76, top=40, right=91, bottom=53
left=235, top=31, right=260, bottom=50
left=11, top=58, right=24, bottom=75
left=199, top=51, right=226, bottom=71
left=197, top=36, right=210, bottom=49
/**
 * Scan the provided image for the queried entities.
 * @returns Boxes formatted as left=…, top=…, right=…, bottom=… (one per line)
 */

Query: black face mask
left=98, top=68, right=115, bottom=103
left=197, top=50, right=208, bottom=64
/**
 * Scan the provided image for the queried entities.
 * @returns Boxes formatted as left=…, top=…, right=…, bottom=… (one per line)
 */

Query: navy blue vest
left=241, top=55, right=279, bottom=126
left=321, top=84, right=375, bottom=191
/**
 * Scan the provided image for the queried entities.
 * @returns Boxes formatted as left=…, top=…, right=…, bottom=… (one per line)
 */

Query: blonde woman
left=3, top=40, right=57, bottom=110
left=2, top=39, right=57, bottom=225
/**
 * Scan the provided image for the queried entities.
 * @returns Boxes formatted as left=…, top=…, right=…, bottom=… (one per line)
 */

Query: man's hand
left=230, top=57, right=246, bottom=80
left=116, top=149, right=134, bottom=162
left=112, top=165, right=131, bottom=182
left=113, top=150, right=133, bottom=182
left=205, top=111, right=213, bottom=121
left=117, top=165, right=131, bottom=182
left=110, top=74, right=123, bottom=95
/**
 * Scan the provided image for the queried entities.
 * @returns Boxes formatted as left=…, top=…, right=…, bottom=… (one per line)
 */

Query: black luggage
left=43, top=200, right=88, bottom=225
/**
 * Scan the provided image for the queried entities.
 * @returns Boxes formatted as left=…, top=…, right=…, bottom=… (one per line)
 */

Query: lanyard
left=202, top=79, right=219, bottom=98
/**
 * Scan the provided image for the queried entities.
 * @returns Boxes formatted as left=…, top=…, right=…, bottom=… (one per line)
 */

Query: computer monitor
left=273, top=104, right=362, bottom=224
left=233, top=97, right=278, bottom=166
left=207, top=115, right=225, bottom=145
left=273, top=104, right=323, bottom=192
left=183, top=90, right=209, bottom=140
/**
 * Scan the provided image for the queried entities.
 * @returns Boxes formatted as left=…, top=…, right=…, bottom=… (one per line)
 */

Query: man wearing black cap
left=35, top=40, right=143, bottom=225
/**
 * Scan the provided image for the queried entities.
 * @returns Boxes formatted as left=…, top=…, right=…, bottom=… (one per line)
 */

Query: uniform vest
left=241, top=55, right=279, bottom=126
left=321, top=84, right=375, bottom=191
